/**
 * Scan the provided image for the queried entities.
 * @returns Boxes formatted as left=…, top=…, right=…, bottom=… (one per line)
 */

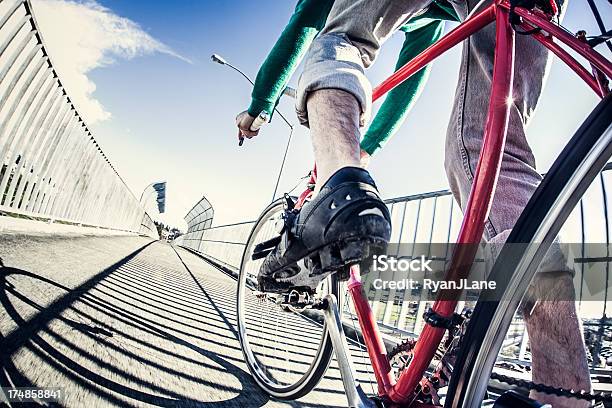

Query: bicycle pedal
left=275, top=289, right=325, bottom=312
left=252, top=248, right=273, bottom=260
left=253, top=291, right=268, bottom=302
left=252, top=235, right=281, bottom=257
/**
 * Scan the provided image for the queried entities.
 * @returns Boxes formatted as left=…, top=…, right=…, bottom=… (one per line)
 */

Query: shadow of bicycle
left=0, top=239, right=339, bottom=407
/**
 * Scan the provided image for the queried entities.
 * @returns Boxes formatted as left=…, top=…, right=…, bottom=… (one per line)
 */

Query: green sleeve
left=360, top=20, right=445, bottom=155
left=248, top=0, right=334, bottom=117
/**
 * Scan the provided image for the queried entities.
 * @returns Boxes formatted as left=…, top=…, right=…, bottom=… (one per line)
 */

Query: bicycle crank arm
left=322, top=294, right=377, bottom=408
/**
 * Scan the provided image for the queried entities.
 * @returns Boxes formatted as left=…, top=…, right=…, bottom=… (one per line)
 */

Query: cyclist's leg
left=444, top=1, right=590, bottom=405
left=258, top=1, right=435, bottom=289
left=296, top=0, right=431, bottom=190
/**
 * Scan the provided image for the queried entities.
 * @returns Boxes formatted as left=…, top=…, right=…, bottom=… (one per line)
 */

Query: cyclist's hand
left=236, top=110, right=259, bottom=140
left=360, top=149, right=371, bottom=168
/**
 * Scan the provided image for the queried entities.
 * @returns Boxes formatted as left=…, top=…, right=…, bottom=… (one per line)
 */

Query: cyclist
left=236, top=0, right=458, bottom=286
left=236, top=1, right=591, bottom=407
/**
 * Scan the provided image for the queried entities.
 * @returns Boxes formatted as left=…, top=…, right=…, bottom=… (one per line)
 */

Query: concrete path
left=0, top=235, right=378, bottom=407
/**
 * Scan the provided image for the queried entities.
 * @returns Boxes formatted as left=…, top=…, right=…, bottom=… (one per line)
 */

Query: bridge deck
left=0, top=235, right=379, bottom=407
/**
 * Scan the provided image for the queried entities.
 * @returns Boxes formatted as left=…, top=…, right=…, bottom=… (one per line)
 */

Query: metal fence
left=176, top=195, right=214, bottom=251
left=185, top=221, right=254, bottom=270
left=0, top=0, right=156, bottom=237
left=175, top=198, right=252, bottom=270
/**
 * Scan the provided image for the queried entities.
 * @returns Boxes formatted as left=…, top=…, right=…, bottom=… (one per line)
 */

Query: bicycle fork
left=322, top=292, right=377, bottom=408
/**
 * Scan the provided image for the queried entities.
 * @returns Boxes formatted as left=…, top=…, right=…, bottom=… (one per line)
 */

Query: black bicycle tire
left=446, top=94, right=612, bottom=407
left=236, top=197, right=339, bottom=400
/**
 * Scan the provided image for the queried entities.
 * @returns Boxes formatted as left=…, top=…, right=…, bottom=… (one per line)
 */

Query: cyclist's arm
left=360, top=20, right=445, bottom=156
left=247, top=0, right=334, bottom=118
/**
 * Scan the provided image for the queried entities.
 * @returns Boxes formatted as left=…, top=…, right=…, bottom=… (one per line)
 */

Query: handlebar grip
left=250, top=111, right=269, bottom=131
left=239, top=111, right=269, bottom=146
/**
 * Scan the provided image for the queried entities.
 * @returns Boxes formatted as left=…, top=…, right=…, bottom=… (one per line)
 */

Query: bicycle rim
left=447, top=94, right=612, bottom=407
left=236, top=198, right=338, bottom=399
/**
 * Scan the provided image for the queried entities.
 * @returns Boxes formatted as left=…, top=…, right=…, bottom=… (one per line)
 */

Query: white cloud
left=30, top=0, right=190, bottom=123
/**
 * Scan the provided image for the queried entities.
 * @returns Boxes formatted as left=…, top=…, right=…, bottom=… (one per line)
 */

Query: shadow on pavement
left=0, top=240, right=303, bottom=407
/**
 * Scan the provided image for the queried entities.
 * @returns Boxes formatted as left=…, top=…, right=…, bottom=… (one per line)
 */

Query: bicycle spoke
left=237, top=200, right=336, bottom=396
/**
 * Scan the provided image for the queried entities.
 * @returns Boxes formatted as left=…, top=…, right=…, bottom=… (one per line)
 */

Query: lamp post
left=211, top=53, right=294, bottom=201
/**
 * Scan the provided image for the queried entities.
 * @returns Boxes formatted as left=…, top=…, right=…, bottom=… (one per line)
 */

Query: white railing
left=175, top=194, right=252, bottom=270
left=177, top=164, right=612, bottom=370
left=0, top=0, right=156, bottom=237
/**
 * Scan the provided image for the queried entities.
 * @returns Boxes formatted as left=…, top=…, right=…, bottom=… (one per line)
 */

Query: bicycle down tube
left=338, top=0, right=612, bottom=405
left=339, top=2, right=509, bottom=404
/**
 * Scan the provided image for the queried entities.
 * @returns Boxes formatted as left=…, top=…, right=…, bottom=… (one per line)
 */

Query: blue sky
left=32, top=0, right=609, bottom=229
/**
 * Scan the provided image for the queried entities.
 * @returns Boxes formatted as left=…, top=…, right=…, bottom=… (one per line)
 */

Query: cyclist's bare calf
left=256, top=84, right=391, bottom=292
left=307, top=89, right=361, bottom=194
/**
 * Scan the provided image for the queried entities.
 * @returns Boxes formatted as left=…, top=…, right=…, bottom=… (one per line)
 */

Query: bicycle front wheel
left=236, top=198, right=340, bottom=400
left=447, top=95, right=612, bottom=407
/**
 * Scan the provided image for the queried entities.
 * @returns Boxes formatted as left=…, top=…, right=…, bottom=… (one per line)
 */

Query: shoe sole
left=259, top=210, right=391, bottom=292
left=257, top=237, right=387, bottom=294
left=308, top=236, right=388, bottom=275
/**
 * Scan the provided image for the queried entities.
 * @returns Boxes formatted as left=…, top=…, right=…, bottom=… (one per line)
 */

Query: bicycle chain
left=491, top=372, right=612, bottom=403
left=389, top=310, right=612, bottom=404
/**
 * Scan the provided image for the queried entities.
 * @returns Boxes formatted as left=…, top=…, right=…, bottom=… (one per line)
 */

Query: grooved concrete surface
left=0, top=235, right=377, bottom=407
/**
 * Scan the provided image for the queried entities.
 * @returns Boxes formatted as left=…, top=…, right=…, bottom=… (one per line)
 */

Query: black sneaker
left=258, top=166, right=391, bottom=293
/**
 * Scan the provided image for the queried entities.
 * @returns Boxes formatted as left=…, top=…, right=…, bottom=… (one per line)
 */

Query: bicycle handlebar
left=282, top=86, right=297, bottom=99
left=250, top=111, right=269, bottom=131
left=239, top=111, right=269, bottom=146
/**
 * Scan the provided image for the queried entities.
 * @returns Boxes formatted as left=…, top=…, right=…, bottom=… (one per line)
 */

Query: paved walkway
left=0, top=235, right=377, bottom=407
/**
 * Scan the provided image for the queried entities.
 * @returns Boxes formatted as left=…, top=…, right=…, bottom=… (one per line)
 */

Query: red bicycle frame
left=294, top=0, right=611, bottom=405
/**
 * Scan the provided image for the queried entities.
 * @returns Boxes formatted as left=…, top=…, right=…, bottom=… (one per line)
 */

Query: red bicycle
left=236, top=0, right=612, bottom=406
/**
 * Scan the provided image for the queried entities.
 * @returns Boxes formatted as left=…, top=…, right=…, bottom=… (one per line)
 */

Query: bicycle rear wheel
left=236, top=198, right=340, bottom=399
left=447, top=94, right=612, bottom=407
